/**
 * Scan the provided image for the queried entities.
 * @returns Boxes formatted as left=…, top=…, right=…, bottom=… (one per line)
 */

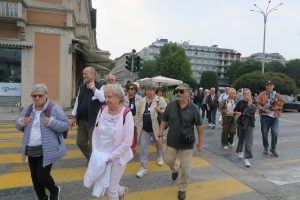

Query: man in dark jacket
left=71, top=66, right=104, bottom=162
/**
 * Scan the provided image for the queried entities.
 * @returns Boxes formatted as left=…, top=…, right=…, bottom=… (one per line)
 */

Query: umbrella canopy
left=137, top=76, right=183, bottom=86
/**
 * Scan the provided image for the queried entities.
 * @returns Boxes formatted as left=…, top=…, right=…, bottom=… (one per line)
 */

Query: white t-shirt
left=28, top=111, right=42, bottom=146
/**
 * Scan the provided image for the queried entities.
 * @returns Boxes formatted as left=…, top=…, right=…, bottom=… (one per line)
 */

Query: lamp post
left=251, top=1, right=283, bottom=74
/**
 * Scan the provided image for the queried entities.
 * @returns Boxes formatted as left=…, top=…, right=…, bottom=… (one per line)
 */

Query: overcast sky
left=92, top=0, right=300, bottom=60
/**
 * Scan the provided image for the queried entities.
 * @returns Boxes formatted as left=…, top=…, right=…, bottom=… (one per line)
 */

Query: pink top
left=92, top=106, right=134, bottom=166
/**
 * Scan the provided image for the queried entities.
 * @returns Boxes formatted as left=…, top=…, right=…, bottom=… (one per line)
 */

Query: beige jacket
left=135, top=95, right=167, bottom=140
left=124, top=94, right=142, bottom=125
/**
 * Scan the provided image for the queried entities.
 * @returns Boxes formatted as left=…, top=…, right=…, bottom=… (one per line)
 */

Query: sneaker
left=244, top=158, right=251, bottom=167
left=270, top=149, right=279, bottom=157
left=238, top=152, right=244, bottom=159
left=263, top=147, right=268, bottom=154
left=136, top=167, right=147, bottom=178
left=119, top=187, right=128, bottom=200
left=157, top=156, right=164, bottom=166
left=229, top=143, right=234, bottom=148
left=223, top=146, right=229, bottom=150
left=211, top=125, right=215, bottom=129
left=50, top=186, right=60, bottom=200
left=178, top=191, right=186, bottom=200
left=208, top=123, right=212, bottom=127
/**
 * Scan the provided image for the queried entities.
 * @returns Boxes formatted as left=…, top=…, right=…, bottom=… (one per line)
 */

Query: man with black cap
left=158, top=83, right=203, bottom=200
left=257, top=80, right=284, bottom=157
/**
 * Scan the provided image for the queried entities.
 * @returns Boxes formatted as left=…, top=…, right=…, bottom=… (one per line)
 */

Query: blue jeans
left=260, top=115, right=279, bottom=150
left=210, top=108, right=217, bottom=125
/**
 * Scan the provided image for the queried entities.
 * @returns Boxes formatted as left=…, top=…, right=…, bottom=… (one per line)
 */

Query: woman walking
left=234, top=88, right=257, bottom=167
left=16, top=84, right=68, bottom=200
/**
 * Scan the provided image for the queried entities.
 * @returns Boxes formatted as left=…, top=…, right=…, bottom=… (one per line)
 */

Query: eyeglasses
left=175, top=89, right=185, bottom=94
left=128, top=88, right=135, bottom=91
left=31, top=94, right=45, bottom=99
left=107, top=79, right=115, bottom=81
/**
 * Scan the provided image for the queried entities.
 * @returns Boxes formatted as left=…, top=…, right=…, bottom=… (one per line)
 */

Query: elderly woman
left=220, top=88, right=238, bottom=149
left=88, top=84, right=134, bottom=200
left=16, top=84, right=68, bottom=200
left=234, top=88, right=257, bottom=167
left=124, top=83, right=142, bottom=153
left=135, top=83, right=167, bottom=178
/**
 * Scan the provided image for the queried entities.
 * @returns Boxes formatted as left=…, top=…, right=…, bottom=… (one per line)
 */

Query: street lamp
left=251, top=1, right=283, bottom=74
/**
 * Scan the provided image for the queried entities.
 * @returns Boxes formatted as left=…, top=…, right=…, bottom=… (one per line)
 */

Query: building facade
left=248, top=52, right=286, bottom=63
left=0, top=0, right=112, bottom=111
left=139, top=39, right=241, bottom=84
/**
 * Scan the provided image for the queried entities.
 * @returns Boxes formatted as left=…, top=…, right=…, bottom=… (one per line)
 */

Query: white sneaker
left=209, top=123, right=212, bottom=127
left=136, top=167, right=147, bottom=178
left=157, top=156, right=164, bottom=166
left=229, top=143, right=234, bottom=148
left=238, top=152, right=244, bottom=159
left=244, top=158, right=251, bottom=167
left=223, top=146, right=229, bottom=150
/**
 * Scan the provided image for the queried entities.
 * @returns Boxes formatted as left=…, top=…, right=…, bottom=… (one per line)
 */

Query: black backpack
left=24, top=102, right=68, bottom=139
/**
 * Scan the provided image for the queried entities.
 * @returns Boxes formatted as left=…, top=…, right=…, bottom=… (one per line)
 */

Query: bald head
left=83, top=66, right=96, bottom=83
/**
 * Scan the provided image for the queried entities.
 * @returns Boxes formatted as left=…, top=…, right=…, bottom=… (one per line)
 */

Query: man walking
left=257, top=80, right=284, bottom=157
left=158, top=83, right=203, bottom=200
left=71, top=66, right=104, bottom=162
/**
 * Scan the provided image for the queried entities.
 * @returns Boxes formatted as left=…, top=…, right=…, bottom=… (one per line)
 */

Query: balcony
left=0, top=1, right=23, bottom=19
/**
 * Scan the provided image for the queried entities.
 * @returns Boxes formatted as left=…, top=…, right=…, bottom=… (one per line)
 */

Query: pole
left=262, top=15, right=267, bottom=74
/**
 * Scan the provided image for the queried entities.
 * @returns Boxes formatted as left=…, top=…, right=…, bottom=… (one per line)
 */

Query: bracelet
left=158, top=135, right=163, bottom=138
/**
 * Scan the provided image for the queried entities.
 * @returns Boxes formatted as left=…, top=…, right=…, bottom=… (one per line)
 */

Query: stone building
left=0, top=0, right=112, bottom=112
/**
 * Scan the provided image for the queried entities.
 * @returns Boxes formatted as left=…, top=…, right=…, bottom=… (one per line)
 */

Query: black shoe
left=172, top=172, right=179, bottom=181
left=50, top=186, right=60, bottom=200
left=178, top=191, right=186, bottom=200
left=270, top=149, right=279, bottom=157
left=39, top=195, right=48, bottom=200
left=263, top=147, right=268, bottom=154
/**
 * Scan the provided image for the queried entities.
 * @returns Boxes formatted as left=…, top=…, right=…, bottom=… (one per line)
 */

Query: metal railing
left=0, top=1, right=21, bottom=18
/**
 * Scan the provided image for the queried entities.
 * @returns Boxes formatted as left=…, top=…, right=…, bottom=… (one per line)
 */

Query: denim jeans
left=260, top=115, right=279, bottom=150
left=210, top=108, right=217, bottom=125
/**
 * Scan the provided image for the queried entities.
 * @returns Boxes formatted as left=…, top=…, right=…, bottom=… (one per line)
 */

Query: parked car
left=282, top=95, right=300, bottom=112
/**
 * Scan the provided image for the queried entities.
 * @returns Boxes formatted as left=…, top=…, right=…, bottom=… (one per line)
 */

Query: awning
left=0, top=40, right=33, bottom=48
left=77, top=46, right=114, bottom=69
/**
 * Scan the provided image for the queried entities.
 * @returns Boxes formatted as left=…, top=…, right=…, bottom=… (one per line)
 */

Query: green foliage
left=232, top=71, right=296, bottom=95
left=138, top=60, right=159, bottom=79
left=285, top=59, right=300, bottom=87
left=265, top=61, right=286, bottom=73
left=200, top=71, right=218, bottom=90
left=156, top=43, right=192, bottom=83
left=165, top=89, right=174, bottom=104
left=186, top=79, right=197, bottom=90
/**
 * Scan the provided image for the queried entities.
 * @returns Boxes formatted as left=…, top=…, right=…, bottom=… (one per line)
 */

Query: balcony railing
left=0, top=1, right=22, bottom=18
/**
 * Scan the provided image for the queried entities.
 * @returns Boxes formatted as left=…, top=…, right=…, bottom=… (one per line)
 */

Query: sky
left=92, top=0, right=300, bottom=60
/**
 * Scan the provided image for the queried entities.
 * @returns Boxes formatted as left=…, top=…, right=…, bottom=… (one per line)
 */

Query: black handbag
left=26, top=145, right=43, bottom=157
left=176, top=102, right=195, bottom=144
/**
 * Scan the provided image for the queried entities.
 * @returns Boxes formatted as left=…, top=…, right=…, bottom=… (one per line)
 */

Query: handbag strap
left=176, top=101, right=185, bottom=126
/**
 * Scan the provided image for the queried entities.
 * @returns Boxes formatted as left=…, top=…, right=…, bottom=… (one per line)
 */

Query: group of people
left=201, top=81, right=284, bottom=167
left=16, top=65, right=284, bottom=200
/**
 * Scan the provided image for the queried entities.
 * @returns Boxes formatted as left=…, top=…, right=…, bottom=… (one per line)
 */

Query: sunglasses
left=175, top=89, right=185, bottom=94
left=128, top=88, right=135, bottom=91
left=31, top=94, right=45, bottom=99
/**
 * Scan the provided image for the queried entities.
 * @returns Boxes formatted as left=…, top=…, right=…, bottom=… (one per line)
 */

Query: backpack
left=24, top=102, right=68, bottom=139
left=100, top=105, right=131, bottom=124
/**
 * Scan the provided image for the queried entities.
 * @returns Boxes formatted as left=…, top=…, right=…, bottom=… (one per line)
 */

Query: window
left=0, top=48, right=21, bottom=83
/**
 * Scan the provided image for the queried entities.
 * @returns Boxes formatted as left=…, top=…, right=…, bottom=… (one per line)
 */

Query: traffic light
left=125, top=56, right=132, bottom=71
left=133, top=56, right=140, bottom=72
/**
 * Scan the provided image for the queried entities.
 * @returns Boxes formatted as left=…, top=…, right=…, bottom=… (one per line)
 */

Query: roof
left=0, top=40, right=33, bottom=48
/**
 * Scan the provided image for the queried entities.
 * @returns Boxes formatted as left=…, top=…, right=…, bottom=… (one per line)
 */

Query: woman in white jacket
left=87, top=84, right=134, bottom=200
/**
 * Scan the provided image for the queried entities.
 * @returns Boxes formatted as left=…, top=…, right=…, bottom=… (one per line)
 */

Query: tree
left=225, top=60, right=261, bottom=84
left=200, top=71, right=218, bottom=90
left=138, top=60, right=159, bottom=79
left=285, top=59, right=300, bottom=87
left=265, top=61, right=286, bottom=74
left=232, top=71, right=296, bottom=95
left=156, top=43, right=192, bottom=83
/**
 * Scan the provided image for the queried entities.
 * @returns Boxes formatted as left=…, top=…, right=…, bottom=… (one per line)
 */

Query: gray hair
left=31, top=83, right=48, bottom=95
left=104, top=84, right=125, bottom=103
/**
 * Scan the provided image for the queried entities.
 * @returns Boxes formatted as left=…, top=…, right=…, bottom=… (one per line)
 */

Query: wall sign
left=0, top=83, right=21, bottom=96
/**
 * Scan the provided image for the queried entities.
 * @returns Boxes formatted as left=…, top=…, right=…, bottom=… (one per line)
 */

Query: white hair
left=104, top=84, right=125, bottom=103
left=31, top=83, right=48, bottom=95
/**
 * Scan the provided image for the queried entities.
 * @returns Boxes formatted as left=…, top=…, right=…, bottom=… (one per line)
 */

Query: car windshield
left=283, top=95, right=294, bottom=102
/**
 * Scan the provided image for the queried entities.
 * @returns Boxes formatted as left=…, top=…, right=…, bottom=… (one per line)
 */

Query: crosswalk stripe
left=0, top=139, right=77, bottom=148
left=0, top=131, right=76, bottom=139
left=263, top=158, right=300, bottom=166
left=0, top=157, right=210, bottom=189
left=0, top=146, right=163, bottom=165
left=89, top=178, right=253, bottom=200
